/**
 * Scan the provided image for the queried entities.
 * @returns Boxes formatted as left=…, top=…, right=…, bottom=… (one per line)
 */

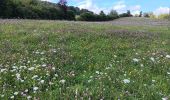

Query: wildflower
left=167, top=72, right=170, bottom=75
left=150, top=57, right=155, bottom=62
left=140, top=64, right=144, bottom=67
left=42, top=64, right=46, bottom=67
left=166, top=55, right=170, bottom=59
left=25, top=89, right=28, bottom=93
left=52, top=67, right=55, bottom=70
left=27, top=96, right=32, bottom=99
left=16, top=73, right=21, bottom=79
left=133, top=58, right=139, bottom=62
left=1, top=69, right=6, bottom=73
left=33, top=87, right=39, bottom=91
left=54, top=74, right=58, bottom=77
left=14, top=92, right=19, bottom=95
left=88, top=79, right=92, bottom=83
left=20, top=79, right=24, bottom=83
left=10, top=96, right=14, bottom=99
left=28, top=67, right=34, bottom=71
left=40, top=80, right=45, bottom=84
left=96, top=71, right=100, bottom=74
left=1, top=94, right=4, bottom=98
left=162, top=97, right=168, bottom=100
left=49, top=82, right=54, bottom=85
left=32, top=75, right=38, bottom=79
left=123, top=79, right=130, bottom=84
left=35, top=51, right=40, bottom=54
left=40, top=51, right=45, bottom=55
left=152, top=80, right=156, bottom=82
left=59, top=79, right=66, bottom=84
left=114, top=55, right=117, bottom=58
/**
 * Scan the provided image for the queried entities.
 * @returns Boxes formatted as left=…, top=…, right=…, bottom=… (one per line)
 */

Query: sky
left=43, top=0, right=170, bottom=15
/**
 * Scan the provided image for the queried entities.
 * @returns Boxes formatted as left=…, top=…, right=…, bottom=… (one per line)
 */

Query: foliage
left=143, top=13, right=150, bottom=18
left=119, top=10, right=133, bottom=18
left=158, top=14, right=170, bottom=19
left=108, top=10, right=119, bottom=19
left=0, top=0, right=134, bottom=21
left=139, top=11, right=142, bottom=17
left=0, top=0, right=77, bottom=20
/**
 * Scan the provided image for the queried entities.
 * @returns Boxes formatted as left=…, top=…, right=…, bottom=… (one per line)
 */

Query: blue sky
left=44, top=0, right=170, bottom=15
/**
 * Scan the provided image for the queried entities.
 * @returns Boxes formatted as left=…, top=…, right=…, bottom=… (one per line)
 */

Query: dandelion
left=123, top=79, right=130, bottom=84
left=59, top=79, right=66, bottom=84
left=166, top=55, right=170, bottom=59
left=133, top=58, right=139, bottom=62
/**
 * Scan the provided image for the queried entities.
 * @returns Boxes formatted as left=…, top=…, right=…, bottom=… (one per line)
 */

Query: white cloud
left=154, top=7, right=169, bottom=15
left=113, top=1, right=126, bottom=11
left=112, top=1, right=141, bottom=15
left=77, top=0, right=102, bottom=14
left=76, top=0, right=141, bottom=15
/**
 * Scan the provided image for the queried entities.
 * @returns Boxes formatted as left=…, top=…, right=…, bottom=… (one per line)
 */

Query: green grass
left=0, top=20, right=170, bottom=100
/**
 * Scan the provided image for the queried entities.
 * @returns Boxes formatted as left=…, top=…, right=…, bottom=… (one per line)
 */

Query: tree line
left=0, top=0, right=134, bottom=21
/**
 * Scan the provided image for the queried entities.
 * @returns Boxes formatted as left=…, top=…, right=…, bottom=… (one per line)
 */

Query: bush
left=67, top=10, right=75, bottom=20
left=158, top=14, right=170, bottom=19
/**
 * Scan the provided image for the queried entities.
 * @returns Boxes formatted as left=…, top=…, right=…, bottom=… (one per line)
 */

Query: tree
left=99, top=11, right=106, bottom=21
left=109, top=10, right=119, bottom=19
left=139, top=11, right=142, bottom=17
left=127, top=10, right=132, bottom=17
left=143, top=13, right=150, bottom=18
left=58, top=0, right=69, bottom=19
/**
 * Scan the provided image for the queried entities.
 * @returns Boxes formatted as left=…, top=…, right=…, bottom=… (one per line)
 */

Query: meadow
left=0, top=18, right=170, bottom=100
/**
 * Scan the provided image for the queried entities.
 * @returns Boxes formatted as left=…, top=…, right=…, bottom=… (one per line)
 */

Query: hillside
left=0, top=18, right=170, bottom=99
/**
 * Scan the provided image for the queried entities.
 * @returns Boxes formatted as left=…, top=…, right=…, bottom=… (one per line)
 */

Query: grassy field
left=0, top=18, right=170, bottom=100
